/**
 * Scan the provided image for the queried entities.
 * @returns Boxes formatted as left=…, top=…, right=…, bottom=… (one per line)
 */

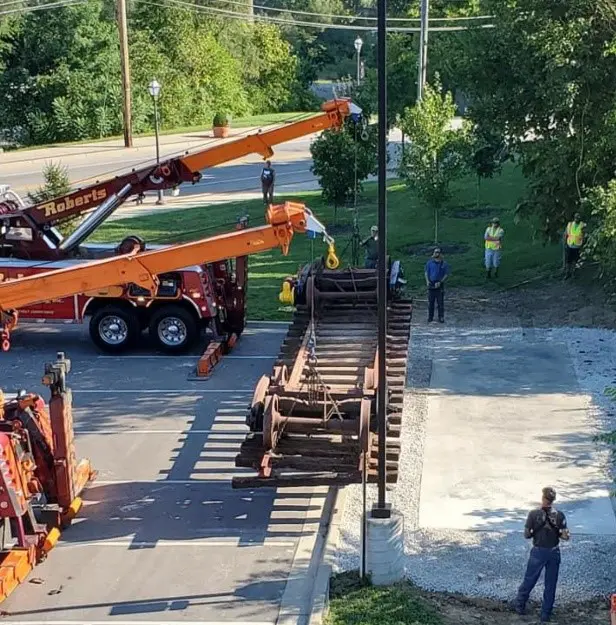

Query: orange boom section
left=0, top=202, right=337, bottom=328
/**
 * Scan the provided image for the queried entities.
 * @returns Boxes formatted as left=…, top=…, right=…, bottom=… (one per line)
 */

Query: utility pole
left=117, top=0, right=133, bottom=148
left=417, top=0, right=429, bottom=102
left=373, top=0, right=389, bottom=520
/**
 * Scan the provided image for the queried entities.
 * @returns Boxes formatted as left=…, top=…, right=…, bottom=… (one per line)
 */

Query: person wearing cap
left=361, top=226, right=379, bottom=269
left=424, top=247, right=450, bottom=323
left=564, top=212, right=586, bottom=278
left=484, top=217, right=504, bottom=278
left=514, top=487, right=570, bottom=622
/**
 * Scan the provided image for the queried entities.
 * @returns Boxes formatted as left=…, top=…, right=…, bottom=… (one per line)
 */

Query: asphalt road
left=1, top=130, right=317, bottom=199
left=0, top=322, right=327, bottom=625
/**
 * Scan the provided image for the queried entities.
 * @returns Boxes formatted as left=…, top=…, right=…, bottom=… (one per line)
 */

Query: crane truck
left=0, top=98, right=359, bottom=352
left=0, top=200, right=336, bottom=602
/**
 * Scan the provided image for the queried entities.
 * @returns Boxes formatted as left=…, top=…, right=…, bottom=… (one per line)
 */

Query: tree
left=356, top=33, right=418, bottom=129
left=310, top=118, right=377, bottom=215
left=581, top=180, right=616, bottom=282
left=468, top=127, right=510, bottom=207
left=398, top=80, right=469, bottom=243
left=0, top=1, right=123, bottom=144
left=451, top=0, right=616, bottom=240
left=27, top=162, right=71, bottom=204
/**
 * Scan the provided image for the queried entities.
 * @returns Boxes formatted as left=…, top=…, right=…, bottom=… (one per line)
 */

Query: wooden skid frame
left=232, top=272, right=412, bottom=489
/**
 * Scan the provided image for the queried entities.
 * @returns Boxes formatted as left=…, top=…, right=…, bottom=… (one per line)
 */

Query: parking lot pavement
left=0, top=321, right=326, bottom=625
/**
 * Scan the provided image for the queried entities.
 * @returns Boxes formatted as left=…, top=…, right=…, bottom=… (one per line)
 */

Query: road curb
left=275, top=486, right=343, bottom=625
left=308, top=486, right=347, bottom=625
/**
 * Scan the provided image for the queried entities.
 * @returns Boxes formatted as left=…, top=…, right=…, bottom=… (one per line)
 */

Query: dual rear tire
left=89, top=304, right=197, bottom=354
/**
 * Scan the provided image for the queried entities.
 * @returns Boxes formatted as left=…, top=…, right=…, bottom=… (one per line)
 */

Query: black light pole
left=148, top=79, right=163, bottom=206
left=373, top=0, right=389, bottom=518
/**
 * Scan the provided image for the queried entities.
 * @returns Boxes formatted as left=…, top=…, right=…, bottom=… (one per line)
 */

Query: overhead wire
left=192, top=0, right=494, bottom=23
left=136, top=0, right=494, bottom=31
left=0, top=0, right=86, bottom=16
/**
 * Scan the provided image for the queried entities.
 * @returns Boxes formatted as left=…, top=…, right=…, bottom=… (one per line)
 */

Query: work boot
left=438, top=318, right=444, bottom=323
left=494, top=268, right=499, bottom=278
left=486, top=269, right=492, bottom=278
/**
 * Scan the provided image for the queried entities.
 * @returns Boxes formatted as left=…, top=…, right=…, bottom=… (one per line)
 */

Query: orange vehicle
left=0, top=98, right=359, bottom=352
left=0, top=202, right=335, bottom=602
left=0, top=353, right=95, bottom=604
left=0, top=202, right=338, bottom=351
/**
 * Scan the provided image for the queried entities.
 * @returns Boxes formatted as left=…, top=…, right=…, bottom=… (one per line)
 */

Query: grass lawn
left=93, top=162, right=562, bottom=321
left=326, top=573, right=442, bottom=625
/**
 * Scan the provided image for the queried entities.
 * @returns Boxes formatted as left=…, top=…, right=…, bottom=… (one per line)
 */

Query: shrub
left=213, top=112, right=230, bottom=127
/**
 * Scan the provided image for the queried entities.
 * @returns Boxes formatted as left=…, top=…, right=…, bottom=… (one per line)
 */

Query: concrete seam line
left=309, top=486, right=347, bottom=625
left=276, top=486, right=333, bottom=625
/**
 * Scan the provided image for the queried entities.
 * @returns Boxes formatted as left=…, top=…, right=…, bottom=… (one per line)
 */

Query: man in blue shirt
left=424, top=247, right=450, bottom=323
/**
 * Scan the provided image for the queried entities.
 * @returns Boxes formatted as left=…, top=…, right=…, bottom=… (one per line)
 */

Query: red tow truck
left=0, top=99, right=358, bottom=352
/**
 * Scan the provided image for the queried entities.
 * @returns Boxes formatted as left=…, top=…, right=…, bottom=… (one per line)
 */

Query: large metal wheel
left=149, top=305, right=197, bottom=353
left=248, top=374, right=271, bottom=431
left=89, top=305, right=139, bottom=353
left=262, top=395, right=280, bottom=451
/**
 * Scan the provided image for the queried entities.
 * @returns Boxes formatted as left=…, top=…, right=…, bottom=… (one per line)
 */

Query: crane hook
left=326, top=243, right=340, bottom=269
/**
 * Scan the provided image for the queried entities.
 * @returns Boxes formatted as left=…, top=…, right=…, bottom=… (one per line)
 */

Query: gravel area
left=334, top=320, right=616, bottom=603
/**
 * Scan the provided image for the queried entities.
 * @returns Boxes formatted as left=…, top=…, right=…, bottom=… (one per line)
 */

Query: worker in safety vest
left=484, top=217, right=504, bottom=278
left=564, top=212, right=585, bottom=279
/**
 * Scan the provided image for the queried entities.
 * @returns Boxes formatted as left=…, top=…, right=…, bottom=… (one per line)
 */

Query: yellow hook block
left=279, top=279, right=295, bottom=305
left=326, top=243, right=339, bottom=270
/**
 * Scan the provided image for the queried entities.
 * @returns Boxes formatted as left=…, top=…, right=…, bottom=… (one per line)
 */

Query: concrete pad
left=0, top=541, right=292, bottom=623
left=419, top=342, right=616, bottom=535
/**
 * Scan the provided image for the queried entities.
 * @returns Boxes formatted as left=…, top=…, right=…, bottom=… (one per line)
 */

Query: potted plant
left=213, top=112, right=230, bottom=138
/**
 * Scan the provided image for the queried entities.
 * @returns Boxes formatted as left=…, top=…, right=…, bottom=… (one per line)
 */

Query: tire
left=89, top=305, right=140, bottom=353
left=148, top=305, right=198, bottom=353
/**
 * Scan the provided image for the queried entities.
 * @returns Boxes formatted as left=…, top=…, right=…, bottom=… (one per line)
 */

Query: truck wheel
left=149, top=305, right=197, bottom=353
left=89, top=305, right=139, bottom=353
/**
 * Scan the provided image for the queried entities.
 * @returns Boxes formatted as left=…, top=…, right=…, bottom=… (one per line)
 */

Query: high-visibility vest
left=485, top=226, right=504, bottom=250
left=566, top=221, right=584, bottom=247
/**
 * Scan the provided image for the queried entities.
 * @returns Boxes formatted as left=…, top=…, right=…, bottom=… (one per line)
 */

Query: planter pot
left=213, top=126, right=229, bottom=138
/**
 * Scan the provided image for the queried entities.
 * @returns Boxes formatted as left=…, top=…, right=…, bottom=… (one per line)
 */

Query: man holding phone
left=515, top=487, right=570, bottom=622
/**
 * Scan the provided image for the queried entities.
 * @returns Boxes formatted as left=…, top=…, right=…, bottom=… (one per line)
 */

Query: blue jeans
left=516, top=546, right=561, bottom=620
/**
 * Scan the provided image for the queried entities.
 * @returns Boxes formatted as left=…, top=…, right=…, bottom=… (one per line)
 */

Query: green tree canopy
left=451, top=0, right=616, bottom=239
left=399, top=80, right=470, bottom=242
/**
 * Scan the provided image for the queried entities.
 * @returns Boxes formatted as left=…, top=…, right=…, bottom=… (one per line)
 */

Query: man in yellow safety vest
left=484, top=217, right=504, bottom=278
left=564, top=212, right=585, bottom=279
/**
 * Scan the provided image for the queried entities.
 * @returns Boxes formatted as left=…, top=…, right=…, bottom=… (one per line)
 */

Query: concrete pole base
left=365, top=510, right=405, bottom=585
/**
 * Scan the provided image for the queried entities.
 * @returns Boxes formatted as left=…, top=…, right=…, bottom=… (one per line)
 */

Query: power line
left=198, top=0, right=494, bottom=23
left=0, top=0, right=495, bottom=28
left=0, top=0, right=85, bottom=16
left=137, top=0, right=494, bottom=31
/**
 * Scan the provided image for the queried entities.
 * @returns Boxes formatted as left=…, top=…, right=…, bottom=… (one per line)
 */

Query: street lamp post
left=148, top=79, right=163, bottom=205
left=354, top=36, right=363, bottom=86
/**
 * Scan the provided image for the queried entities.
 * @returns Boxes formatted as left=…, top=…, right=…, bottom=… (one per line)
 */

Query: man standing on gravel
left=424, top=247, right=450, bottom=323
left=515, top=487, right=570, bottom=622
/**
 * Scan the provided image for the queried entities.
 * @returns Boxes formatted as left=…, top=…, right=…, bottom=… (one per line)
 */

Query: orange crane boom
left=1, top=99, right=359, bottom=259
left=0, top=202, right=335, bottom=317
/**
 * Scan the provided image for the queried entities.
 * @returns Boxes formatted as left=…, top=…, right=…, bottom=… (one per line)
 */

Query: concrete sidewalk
left=0, top=126, right=265, bottom=165
left=419, top=338, right=616, bottom=535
